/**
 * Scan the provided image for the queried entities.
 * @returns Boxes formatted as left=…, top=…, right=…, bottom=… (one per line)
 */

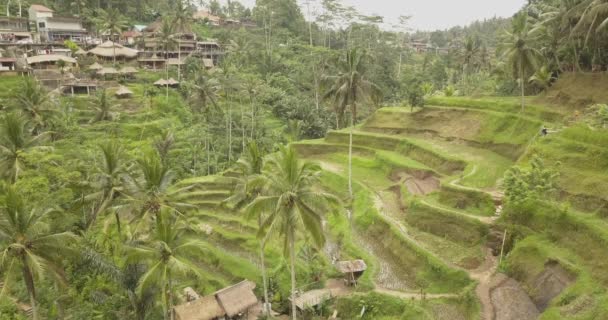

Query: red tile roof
left=30, top=4, right=54, bottom=13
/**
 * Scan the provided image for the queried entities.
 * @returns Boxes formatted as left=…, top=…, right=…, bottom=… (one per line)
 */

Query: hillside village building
left=0, top=16, right=32, bottom=43
left=28, top=4, right=87, bottom=42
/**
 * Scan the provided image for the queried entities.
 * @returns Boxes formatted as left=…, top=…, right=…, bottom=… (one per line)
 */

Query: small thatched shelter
left=88, top=62, right=103, bottom=70
left=60, top=79, right=98, bottom=95
left=154, top=78, right=168, bottom=86
left=336, top=260, right=367, bottom=285
left=88, top=41, right=138, bottom=61
left=166, top=78, right=179, bottom=86
left=75, top=48, right=87, bottom=55
left=119, top=66, right=138, bottom=74
left=173, top=295, right=226, bottom=320
left=115, top=86, right=133, bottom=98
left=97, top=67, right=119, bottom=76
left=291, top=289, right=332, bottom=310
left=215, top=280, right=258, bottom=318
left=26, top=55, right=77, bottom=70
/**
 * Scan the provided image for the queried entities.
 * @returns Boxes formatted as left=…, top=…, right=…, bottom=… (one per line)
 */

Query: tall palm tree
left=529, top=65, right=555, bottom=93
left=245, top=146, right=339, bottom=320
left=224, top=141, right=270, bottom=315
left=323, top=48, right=381, bottom=199
left=126, top=211, right=204, bottom=320
left=0, top=113, right=49, bottom=183
left=571, top=0, right=608, bottom=45
left=84, top=142, right=127, bottom=231
left=170, top=0, right=193, bottom=81
left=500, top=12, right=542, bottom=112
left=90, top=89, right=117, bottom=123
left=458, top=35, right=482, bottom=94
left=94, top=8, right=129, bottom=65
left=123, top=153, right=193, bottom=237
left=13, top=78, right=53, bottom=135
left=0, top=187, right=78, bottom=320
left=157, top=19, right=177, bottom=101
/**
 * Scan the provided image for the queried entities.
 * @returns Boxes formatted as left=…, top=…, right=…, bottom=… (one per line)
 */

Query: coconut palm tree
left=0, top=113, right=49, bottom=183
left=157, top=19, right=177, bottom=101
left=13, top=78, right=54, bottom=135
left=529, top=66, right=555, bottom=93
left=224, top=141, right=271, bottom=315
left=90, top=89, right=117, bottom=123
left=245, top=146, right=339, bottom=320
left=323, top=48, right=381, bottom=199
left=84, top=142, right=128, bottom=231
left=126, top=210, right=204, bottom=320
left=170, top=0, right=193, bottom=81
left=0, top=186, right=78, bottom=320
left=94, top=8, right=129, bottom=65
left=122, top=153, right=193, bottom=237
left=500, top=12, right=542, bottom=112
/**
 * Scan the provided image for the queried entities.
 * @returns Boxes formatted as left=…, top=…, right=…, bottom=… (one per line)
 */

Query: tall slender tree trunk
left=260, top=240, right=270, bottom=316
left=22, top=261, right=38, bottom=320
left=250, top=92, right=255, bottom=140
left=289, top=235, right=297, bottom=320
left=240, top=96, right=245, bottom=150
left=348, top=111, right=353, bottom=199
left=520, top=59, right=525, bottom=113
left=177, top=39, right=181, bottom=81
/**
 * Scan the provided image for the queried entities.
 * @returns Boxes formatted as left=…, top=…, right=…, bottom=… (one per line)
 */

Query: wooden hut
left=174, top=295, right=226, bottom=320
left=88, top=41, right=139, bottom=62
left=153, top=78, right=168, bottom=87
left=291, top=289, right=332, bottom=311
left=138, top=54, right=166, bottom=70
left=60, top=79, right=98, bottom=95
left=115, top=86, right=133, bottom=98
left=215, top=280, right=258, bottom=319
left=0, top=57, right=18, bottom=74
left=97, top=67, right=119, bottom=78
left=172, top=281, right=258, bottom=320
left=26, top=54, right=77, bottom=70
left=336, top=260, right=367, bottom=286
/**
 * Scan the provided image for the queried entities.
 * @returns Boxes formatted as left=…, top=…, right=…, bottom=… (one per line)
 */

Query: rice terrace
left=0, top=0, right=607, bottom=319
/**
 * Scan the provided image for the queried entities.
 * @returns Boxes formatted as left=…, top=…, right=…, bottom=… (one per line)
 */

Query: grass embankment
left=502, top=200, right=608, bottom=318
left=426, top=96, right=563, bottom=122
left=324, top=130, right=466, bottom=175
left=318, top=166, right=472, bottom=294
left=523, top=124, right=608, bottom=217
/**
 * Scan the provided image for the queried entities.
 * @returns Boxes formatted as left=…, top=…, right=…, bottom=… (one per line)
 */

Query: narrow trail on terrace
left=317, top=159, right=501, bottom=318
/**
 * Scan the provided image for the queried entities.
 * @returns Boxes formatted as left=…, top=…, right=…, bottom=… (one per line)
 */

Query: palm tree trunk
left=206, top=124, right=211, bottom=175
left=260, top=241, right=270, bottom=316
left=520, top=59, right=525, bottom=113
left=240, top=96, right=245, bottom=150
left=21, top=261, right=38, bottom=320
left=177, top=39, right=181, bottom=81
left=348, top=111, right=353, bottom=200
left=250, top=92, right=255, bottom=140
left=289, top=235, right=297, bottom=320
left=228, top=101, right=233, bottom=163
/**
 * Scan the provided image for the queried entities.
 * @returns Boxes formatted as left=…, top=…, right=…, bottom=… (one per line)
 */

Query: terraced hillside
left=289, top=91, right=608, bottom=319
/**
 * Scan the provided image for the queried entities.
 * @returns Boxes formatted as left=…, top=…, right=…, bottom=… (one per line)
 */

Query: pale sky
left=222, top=0, right=527, bottom=31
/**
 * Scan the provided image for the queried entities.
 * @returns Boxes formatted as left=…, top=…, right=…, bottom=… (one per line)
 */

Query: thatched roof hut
left=215, top=280, right=257, bottom=317
left=173, top=295, right=225, bottom=320
left=88, top=62, right=103, bottom=70
left=26, top=54, right=77, bottom=66
left=119, top=66, right=138, bottom=74
left=75, top=48, right=87, bottom=55
left=291, top=289, right=332, bottom=310
left=115, top=86, right=133, bottom=98
left=154, top=78, right=168, bottom=86
left=166, top=78, right=179, bottom=86
left=336, top=260, right=367, bottom=285
left=88, top=41, right=138, bottom=59
left=336, top=260, right=367, bottom=274
left=97, top=67, right=119, bottom=75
